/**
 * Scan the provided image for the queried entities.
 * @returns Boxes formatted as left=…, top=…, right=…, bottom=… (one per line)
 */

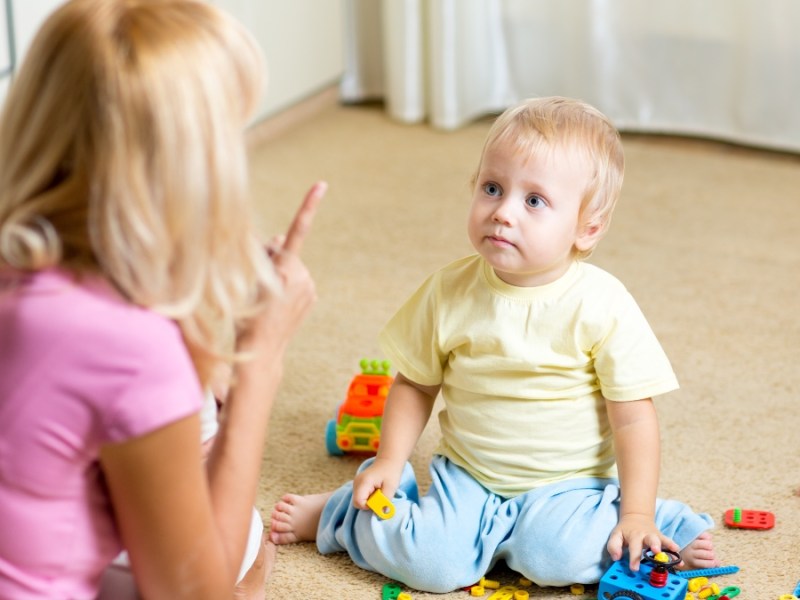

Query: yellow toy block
left=366, top=489, right=395, bottom=520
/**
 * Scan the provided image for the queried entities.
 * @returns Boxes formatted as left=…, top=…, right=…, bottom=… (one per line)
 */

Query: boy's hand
left=607, top=513, right=679, bottom=571
left=352, top=457, right=404, bottom=511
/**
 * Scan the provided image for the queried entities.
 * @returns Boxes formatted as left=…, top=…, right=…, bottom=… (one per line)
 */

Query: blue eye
left=483, top=182, right=502, bottom=197
left=526, top=195, right=545, bottom=208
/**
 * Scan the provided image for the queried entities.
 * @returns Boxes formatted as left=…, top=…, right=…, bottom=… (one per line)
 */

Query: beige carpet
left=246, top=103, right=800, bottom=599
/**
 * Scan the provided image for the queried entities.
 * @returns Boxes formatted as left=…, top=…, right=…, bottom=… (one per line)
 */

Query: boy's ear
left=575, top=219, right=605, bottom=252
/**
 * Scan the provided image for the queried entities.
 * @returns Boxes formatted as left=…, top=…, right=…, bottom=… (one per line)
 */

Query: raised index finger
left=283, top=181, right=327, bottom=254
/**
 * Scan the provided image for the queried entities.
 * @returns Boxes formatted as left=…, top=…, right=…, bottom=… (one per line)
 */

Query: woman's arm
left=101, top=416, right=235, bottom=599
left=605, top=397, right=679, bottom=570
left=351, top=372, right=440, bottom=508
left=101, top=183, right=324, bottom=598
left=100, top=318, right=299, bottom=600
left=202, top=183, right=324, bottom=588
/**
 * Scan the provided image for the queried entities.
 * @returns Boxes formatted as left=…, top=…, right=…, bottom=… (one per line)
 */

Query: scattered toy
left=381, top=581, right=412, bottom=600
left=723, top=507, right=775, bottom=530
left=325, top=359, right=393, bottom=455
left=597, top=549, right=687, bottom=600
left=367, top=489, right=395, bottom=520
left=676, top=566, right=740, bottom=579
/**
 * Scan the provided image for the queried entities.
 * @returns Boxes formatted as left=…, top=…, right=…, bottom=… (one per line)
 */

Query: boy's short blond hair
left=476, top=97, right=625, bottom=258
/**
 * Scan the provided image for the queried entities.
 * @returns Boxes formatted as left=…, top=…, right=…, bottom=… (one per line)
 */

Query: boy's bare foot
left=269, top=492, right=332, bottom=545
left=677, top=532, right=720, bottom=570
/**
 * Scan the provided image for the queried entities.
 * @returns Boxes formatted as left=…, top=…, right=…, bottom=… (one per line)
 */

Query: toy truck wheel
left=326, top=419, right=344, bottom=455
left=605, top=592, right=644, bottom=600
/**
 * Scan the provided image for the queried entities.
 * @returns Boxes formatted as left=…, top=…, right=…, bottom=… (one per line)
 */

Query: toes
left=270, top=505, right=292, bottom=522
left=269, top=518, right=293, bottom=533
left=280, top=493, right=301, bottom=505
left=269, top=530, right=298, bottom=545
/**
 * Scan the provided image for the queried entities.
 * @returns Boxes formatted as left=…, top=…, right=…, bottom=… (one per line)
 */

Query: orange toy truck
left=326, top=359, right=393, bottom=455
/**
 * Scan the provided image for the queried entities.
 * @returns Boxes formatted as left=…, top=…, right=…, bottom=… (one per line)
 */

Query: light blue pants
left=317, top=456, right=713, bottom=593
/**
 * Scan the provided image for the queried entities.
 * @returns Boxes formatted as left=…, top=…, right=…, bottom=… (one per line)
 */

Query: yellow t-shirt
left=379, top=255, right=679, bottom=497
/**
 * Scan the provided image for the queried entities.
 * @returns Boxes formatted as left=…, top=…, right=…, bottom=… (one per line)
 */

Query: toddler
left=270, top=97, right=718, bottom=592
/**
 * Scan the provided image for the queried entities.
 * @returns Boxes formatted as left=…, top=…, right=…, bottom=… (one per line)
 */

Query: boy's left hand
left=607, top=513, right=680, bottom=571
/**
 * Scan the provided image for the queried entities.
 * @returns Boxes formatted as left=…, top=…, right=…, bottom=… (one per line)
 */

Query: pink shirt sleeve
left=100, top=314, right=204, bottom=443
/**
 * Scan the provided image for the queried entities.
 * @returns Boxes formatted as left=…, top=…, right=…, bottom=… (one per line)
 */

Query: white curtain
left=341, top=0, right=800, bottom=153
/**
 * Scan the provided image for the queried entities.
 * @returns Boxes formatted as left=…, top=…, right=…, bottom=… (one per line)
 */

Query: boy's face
left=467, top=139, right=596, bottom=287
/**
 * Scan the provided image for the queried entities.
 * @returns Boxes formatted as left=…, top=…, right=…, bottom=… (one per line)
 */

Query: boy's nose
left=491, top=198, right=514, bottom=225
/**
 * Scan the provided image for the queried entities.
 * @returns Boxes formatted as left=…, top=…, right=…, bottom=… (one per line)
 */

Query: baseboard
left=246, top=85, right=340, bottom=148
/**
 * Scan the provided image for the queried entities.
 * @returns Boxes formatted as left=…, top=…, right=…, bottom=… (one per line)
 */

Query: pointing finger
left=283, top=181, right=327, bottom=254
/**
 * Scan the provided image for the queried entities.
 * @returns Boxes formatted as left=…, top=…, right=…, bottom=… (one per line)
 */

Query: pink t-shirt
left=0, top=269, right=203, bottom=599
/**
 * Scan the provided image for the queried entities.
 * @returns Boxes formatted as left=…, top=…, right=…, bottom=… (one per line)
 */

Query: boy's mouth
left=486, top=234, right=515, bottom=248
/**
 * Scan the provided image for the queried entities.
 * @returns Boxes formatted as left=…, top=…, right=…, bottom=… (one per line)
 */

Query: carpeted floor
left=246, top=103, right=800, bottom=599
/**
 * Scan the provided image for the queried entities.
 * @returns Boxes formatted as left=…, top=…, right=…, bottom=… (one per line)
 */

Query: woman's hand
left=237, top=181, right=327, bottom=357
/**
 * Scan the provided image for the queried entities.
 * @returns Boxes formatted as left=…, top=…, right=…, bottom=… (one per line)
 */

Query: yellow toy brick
left=366, top=489, right=395, bottom=520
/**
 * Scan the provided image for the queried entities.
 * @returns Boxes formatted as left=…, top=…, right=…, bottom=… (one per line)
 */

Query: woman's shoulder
left=0, top=268, right=201, bottom=443
left=7, top=268, right=184, bottom=359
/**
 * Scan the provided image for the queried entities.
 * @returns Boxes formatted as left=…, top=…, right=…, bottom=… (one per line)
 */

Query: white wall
left=212, top=0, right=345, bottom=122
left=0, top=2, right=9, bottom=104
left=1, top=0, right=66, bottom=106
left=0, top=0, right=345, bottom=123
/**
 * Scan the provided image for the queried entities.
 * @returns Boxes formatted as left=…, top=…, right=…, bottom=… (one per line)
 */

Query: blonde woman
left=0, top=0, right=324, bottom=598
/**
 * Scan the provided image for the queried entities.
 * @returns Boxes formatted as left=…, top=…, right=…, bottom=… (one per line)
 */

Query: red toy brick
left=723, top=508, right=775, bottom=530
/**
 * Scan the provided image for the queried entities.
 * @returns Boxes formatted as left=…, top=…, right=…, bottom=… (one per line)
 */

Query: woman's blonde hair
left=475, top=96, right=625, bottom=259
left=0, top=0, right=277, bottom=382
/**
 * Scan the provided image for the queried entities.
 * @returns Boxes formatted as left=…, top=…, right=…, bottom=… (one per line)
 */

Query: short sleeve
left=592, top=290, right=679, bottom=401
left=378, top=273, right=446, bottom=386
left=103, top=320, right=204, bottom=443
